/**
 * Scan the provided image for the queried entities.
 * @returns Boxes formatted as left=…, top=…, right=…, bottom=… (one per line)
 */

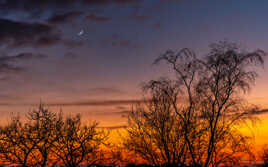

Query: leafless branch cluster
left=0, top=104, right=108, bottom=167
left=123, top=41, right=265, bottom=167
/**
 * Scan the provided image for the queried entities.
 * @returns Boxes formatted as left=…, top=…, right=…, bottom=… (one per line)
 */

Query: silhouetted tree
left=52, top=114, right=107, bottom=167
left=124, top=79, right=187, bottom=166
left=0, top=116, right=36, bottom=167
left=26, top=104, right=63, bottom=167
left=155, top=41, right=265, bottom=167
left=0, top=104, right=108, bottom=167
left=125, top=41, right=265, bottom=167
left=0, top=105, right=63, bottom=167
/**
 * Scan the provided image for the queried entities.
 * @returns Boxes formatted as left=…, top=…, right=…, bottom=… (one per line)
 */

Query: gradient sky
left=0, top=0, right=267, bottom=132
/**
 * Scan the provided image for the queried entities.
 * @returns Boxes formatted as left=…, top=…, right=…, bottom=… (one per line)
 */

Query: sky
left=0, top=0, right=267, bottom=132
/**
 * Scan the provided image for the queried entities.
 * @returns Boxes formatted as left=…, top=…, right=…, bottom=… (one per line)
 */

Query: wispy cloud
left=87, top=87, right=125, bottom=95
left=255, top=109, right=268, bottom=115
left=48, top=99, right=142, bottom=107
left=128, top=14, right=151, bottom=22
left=0, top=52, right=47, bottom=75
left=0, top=0, right=143, bottom=18
left=95, top=110, right=130, bottom=116
left=0, top=53, right=47, bottom=61
left=0, top=99, right=139, bottom=107
left=48, top=11, right=83, bottom=25
left=63, top=40, right=85, bottom=48
left=86, top=13, right=112, bottom=22
left=0, top=18, right=85, bottom=49
left=97, top=125, right=127, bottom=129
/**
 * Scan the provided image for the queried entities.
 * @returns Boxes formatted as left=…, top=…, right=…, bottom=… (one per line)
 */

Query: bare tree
left=0, top=104, right=107, bottom=167
left=124, top=79, right=188, bottom=166
left=52, top=114, right=107, bottom=167
left=124, top=41, right=265, bottom=167
left=0, top=116, right=37, bottom=167
left=154, top=41, right=265, bottom=167
left=26, top=104, right=63, bottom=167
left=0, top=105, right=63, bottom=167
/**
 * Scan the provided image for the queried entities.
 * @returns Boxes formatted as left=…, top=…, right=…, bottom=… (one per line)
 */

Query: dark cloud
left=48, top=11, right=83, bottom=24
left=63, top=40, right=84, bottom=48
left=255, top=109, right=268, bottom=115
left=0, top=99, right=141, bottom=107
left=0, top=19, right=83, bottom=49
left=86, top=13, right=112, bottom=22
left=88, top=87, right=124, bottom=95
left=0, top=52, right=47, bottom=61
left=0, top=63, right=21, bottom=74
left=0, top=19, right=60, bottom=48
left=0, top=0, right=143, bottom=17
left=0, top=0, right=146, bottom=49
left=0, top=52, right=47, bottom=73
left=129, top=14, right=151, bottom=22
left=97, top=125, right=127, bottom=129
left=48, top=99, right=142, bottom=107
left=84, top=0, right=142, bottom=6
left=96, top=110, right=130, bottom=116
left=0, top=55, right=23, bottom=73
left=0, top=0, right=78, bottom=16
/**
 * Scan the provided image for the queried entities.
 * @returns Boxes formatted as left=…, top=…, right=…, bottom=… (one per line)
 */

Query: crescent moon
left=78, top=29, right=84, bottom=36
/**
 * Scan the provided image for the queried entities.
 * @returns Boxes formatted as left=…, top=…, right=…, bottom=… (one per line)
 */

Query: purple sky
left=0, top=0, right=267, bottom=127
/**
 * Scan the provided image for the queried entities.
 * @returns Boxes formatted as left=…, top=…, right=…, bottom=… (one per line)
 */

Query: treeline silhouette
left=0, top=41, right=268, bottom=167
